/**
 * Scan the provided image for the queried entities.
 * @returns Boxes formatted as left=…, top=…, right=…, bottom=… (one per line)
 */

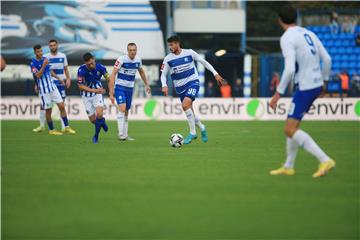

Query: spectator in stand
left=232, top=78, right=243, bottom=97
left=341, top=16, right=355, bottom=34
left=205, top=81, right=215, bottom=97
left=350, top=72, right=360, bottom=96
left=270, top=72, right=280, bottom=95
left=220, top=83, right=232, bottom=98
left=355, top=33, right=360, bottom=46
left=330, top=11, right=339, bottom=34
left=339, top=70, right=350, bottom=97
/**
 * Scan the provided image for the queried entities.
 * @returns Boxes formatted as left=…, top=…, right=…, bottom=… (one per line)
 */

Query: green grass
left=2, top=120, right=359, bottom=240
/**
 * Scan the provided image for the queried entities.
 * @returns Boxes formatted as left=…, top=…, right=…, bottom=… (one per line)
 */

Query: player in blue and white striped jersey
left=77, top=52, right=111, bottom=144
left=109, top=43, right=151, bottom=141
left=160, top=36, right=226, bottom=144
left=42, top=39, right=72, bottom=131
left=30, top=44, right=75, bottom=135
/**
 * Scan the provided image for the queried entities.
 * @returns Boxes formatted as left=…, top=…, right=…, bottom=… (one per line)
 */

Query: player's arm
left=316, top=37, right=332, bottom=95
left=34, top=58, right=49, bottom=78
left=108, top=58, right=121, bottom=103
left=270, top=37, right=296, bottom=109
left=77, top=71, right=103, bottom=94
left=138, top=67, right=151, bottom=95
left=191, top=50, right=227, bottom=86
left=160, top=61, right=169, bottom=96
left=51, top=70, right=64, bottom=84
left=64, top=56, right=71, bottom=88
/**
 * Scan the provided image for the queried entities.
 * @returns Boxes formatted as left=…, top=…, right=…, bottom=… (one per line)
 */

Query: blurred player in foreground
left=77, top=52, right=110, bottom=144
left=109, top=43, right=151, bottom=141
left=160, top=36, right=226, bottom=144
left=269, top=5, right=335, bottom=178
left=33, top=39, right=72, bottom=132
left=30, top=45, right=75, bottom=135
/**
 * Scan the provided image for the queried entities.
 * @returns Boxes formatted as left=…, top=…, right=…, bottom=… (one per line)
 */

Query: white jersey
left=113, top=55, right=142, bottom=90
left=160, top=49, right=218, bottom=94
left=44, top=52, right=68, bottom=83
left=277, top=26, right=331, bottom=94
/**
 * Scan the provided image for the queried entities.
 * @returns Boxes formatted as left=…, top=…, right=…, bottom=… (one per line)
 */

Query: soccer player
left=109, top=43, right=151, bottom=141
left=33, top=39, right=72, bottom=132
left=77, top=52, right=110, bottom=144
left=160, top=36, right=226, bottom=144
left=269, top=5, right=335, bottom=178
left=30, top=45, right=75, bottom=135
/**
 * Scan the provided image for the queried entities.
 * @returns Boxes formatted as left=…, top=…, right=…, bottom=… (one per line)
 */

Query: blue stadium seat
left=349, top=54, right=357, bottom=61
left=319, top=26, right=329, bottom=33
left=341, top=55, right=349, bottom=61
left=345, top=47, right=353, bottom=54
left=349, top=62, right=357, bottom=68
left=323, top=33, right=331, bottom=40
left=333, top=55, right=341, bottom=61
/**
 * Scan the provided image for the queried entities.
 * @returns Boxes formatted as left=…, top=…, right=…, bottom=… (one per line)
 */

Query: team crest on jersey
left=184, top=57, right=189, bottom=62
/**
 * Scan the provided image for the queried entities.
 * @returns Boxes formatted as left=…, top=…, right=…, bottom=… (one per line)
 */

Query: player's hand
left=319, top=83, right=327, bottom=98
left=162, top=86, right=168, bottom=96
left=109, top=94, right=115, bottom=104
left=60, top=79, right=65, bottom=85
left=34, top=85, right=38, bottom=94
left=215, top=74, right=227, bottom=86
left=66, top=78, right=71, bottom=89
left=43, top=58, right=49, bottom=66
left=96, top=88, right=106, bottom=94
left=145, top=85, right=151, bottom=95
left=270, top=92, right=281, bottom=110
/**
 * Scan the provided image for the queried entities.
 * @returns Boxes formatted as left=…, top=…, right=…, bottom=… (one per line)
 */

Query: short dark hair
left=49, top=39, right=58, bottom=44
left=83, top=52, right=94, bottom=62
left=279, top=5, right=297, bottom=24
left=33, top=44, right=42, bottom=51
left=167, top=35, right=180, bottom=43
left=127, top=42, right=137, bottom=48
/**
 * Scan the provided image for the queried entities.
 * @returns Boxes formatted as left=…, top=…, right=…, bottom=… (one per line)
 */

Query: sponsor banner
left=1, top=97, right=359, bottom=121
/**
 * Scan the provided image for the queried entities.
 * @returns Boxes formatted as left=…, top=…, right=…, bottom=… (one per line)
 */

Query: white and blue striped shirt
left=113, top=55, right=142, bottom=92
left=44, top=52, right=68, bottom=85
left=30, top=57, right=57, bottom=95
left=77, top=63, right=109, bottom=97
left=160, top=49, right=218, bottom=94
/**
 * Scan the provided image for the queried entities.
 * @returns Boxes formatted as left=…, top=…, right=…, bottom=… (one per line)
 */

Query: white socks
left=60, top=117, right=65, bottom=130
left=292, top=129, right=330, bottom=163
left=117, top=111, right=125, bottom=138
left=184, top=109, right=196, bottom=135
left=124, top=116, right=129, bottom=137
left=195, top=115, right=206, bottom=131
left=39, top=109, right=46, bottom=127
left=284, top=137, right=298, bottom=169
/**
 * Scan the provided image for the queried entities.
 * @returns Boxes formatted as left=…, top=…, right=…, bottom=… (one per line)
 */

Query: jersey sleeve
left=190, top=49, right=218, bottom=76
left=64, top=54, right=68, bottom=67
left=160, top=58, right=170, bottom=87
left=138, top=58, right=143, bottom=68
left=77, top=67, right=85, bottom=85
left=315, top=35, right=332, bottom=81
left=100, top=65, right=109, bottom=79
left=277, top=36, right=296, bottom=95
left=30, top=61, right=38, bottom=74
left=113, top=57, right=122, bottom=70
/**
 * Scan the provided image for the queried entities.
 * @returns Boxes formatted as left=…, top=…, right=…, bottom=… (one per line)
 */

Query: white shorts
left=39, top=90, right=63, bottom=109
left=82, top=94, right=104, bottom=116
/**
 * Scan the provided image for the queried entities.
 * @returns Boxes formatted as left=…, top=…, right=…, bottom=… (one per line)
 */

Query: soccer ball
left=169, top=133, right=184, bottom=148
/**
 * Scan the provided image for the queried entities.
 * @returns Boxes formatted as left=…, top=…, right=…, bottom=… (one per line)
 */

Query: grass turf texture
left=2, top=120, right=359, bottom=240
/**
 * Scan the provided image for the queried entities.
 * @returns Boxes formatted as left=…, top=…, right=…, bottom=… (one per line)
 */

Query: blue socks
left=61, top=116, right=69, bottom=127
left=47, top=121, right=54, bottom=130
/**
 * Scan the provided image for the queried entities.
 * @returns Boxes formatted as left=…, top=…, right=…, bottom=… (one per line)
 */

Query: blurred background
left=1, top=0, right=360, bottom=99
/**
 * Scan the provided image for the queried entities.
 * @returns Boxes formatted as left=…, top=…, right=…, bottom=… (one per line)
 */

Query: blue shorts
left=115, top=87, right=133, bottom=110
left=178, top=83, right=200, bottom=102
left=55, top=82, right=66, bottom=99
left=288, top=86, right=322, bottom=120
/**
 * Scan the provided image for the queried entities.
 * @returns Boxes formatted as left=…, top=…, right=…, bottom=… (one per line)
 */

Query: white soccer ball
left=169, top=133, right=184, bottom=148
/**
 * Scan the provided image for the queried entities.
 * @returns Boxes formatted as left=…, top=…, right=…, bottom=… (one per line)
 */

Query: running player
left=109, top=43, right=151, bottom=141
left=77, top=52, right=110, bottom=144
left=30, top=44, right=75, bottom=135
left=269, top=5, right=335, bottom=178
left=160, top=36, right=226, bottom=144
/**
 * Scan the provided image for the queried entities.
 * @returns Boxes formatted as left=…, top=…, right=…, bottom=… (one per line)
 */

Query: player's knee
left=58, top=103, right=65, bottom=112
left=284, top=125, right=297, bottom=137
left=182, top=101, right=191, bottom=111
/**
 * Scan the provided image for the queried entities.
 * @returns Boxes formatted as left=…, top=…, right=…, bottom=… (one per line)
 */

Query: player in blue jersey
left=269, top=5, right=335, bottom=178
left=160, top=36, right=226, bottom=144
left=30, top=44, right=75, bottom=135
left=109, top=43, right=151, bottom=141
left=33, top=39, right=72, bottom=133
left=77, top=52, right=110, bottom=144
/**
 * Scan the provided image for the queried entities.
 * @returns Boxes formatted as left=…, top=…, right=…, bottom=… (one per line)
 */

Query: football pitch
left=2, top=120, right=359, bottom=239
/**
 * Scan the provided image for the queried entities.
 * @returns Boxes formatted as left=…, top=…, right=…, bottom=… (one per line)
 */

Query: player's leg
left=182, top=97, right=197, bottom=144
left=92, top=94, right=107, bottom=144
left=42, top=94, right=62, bottom=135
left=191, top=106, right=207, bottom=142
left=56, top=84, right=66, bottom=131
left=33, top=99, right=46, bottom=132
left=123, top=91, right=134, bottom=141
left=115, top=88, right=128, bottom=140
left=54, top=90, right=75, bottom=134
